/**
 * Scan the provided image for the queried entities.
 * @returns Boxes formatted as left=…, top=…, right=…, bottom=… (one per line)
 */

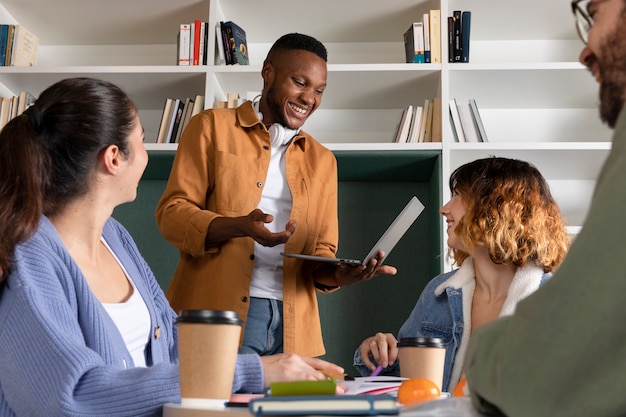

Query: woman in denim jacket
left=354, top=157, right=570, bottom=393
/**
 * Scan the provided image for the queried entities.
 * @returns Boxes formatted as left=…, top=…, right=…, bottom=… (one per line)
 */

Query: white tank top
left=101, top=238, right=151, bottom=368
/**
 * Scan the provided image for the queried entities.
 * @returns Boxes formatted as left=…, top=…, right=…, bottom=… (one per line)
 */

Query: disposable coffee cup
left=177, top=310, right=243, bottom=409
left=397, top=337, right=446, bottom=391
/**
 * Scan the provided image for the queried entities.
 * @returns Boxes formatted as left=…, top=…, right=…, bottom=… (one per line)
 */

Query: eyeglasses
left=571, top=0, right=592, bottom=44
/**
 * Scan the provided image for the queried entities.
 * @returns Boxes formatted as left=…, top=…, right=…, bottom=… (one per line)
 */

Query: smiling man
left=465, top=1, right=626, bottom=416
left=156, top=33, right=395, bottom=358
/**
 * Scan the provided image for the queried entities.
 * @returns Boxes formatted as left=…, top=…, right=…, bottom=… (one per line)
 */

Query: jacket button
left=263, top=145, right=269, bottom=150
left=257, top=182, right=263, bottom=188
left=249, top=254, right=255, bottom=260
left=241, top=296, right=248, bottom=302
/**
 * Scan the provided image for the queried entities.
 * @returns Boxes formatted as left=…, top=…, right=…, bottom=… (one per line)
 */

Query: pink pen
left=370, top=365, right=383, bottom=377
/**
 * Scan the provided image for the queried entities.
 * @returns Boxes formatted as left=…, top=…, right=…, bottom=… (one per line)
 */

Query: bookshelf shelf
left=0, top=0, right=611, bottom=370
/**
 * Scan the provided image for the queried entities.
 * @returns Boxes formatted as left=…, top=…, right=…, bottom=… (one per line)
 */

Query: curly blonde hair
left=448, top=157, right=570, bottom=273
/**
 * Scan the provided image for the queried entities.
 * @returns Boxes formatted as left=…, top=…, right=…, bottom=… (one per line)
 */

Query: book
left=452, top=10, right=462, bottom=62
left=177, top=24, right=191, bottom=66
left=461, top=11, right=471, bottom=63
left=447, top=16, right=454, bottom=63
left=248, top=394, right=399, bottom=416
left=168, top=99, right=185, bottom=142
left=422, top=13, right=430, bottom=63
left=192, top=19, right=202, bottom=65
left=214, top=23, right=226, bottom=65
left=423, top=100, right=434, bottom=142
left=223, top=21, right=249, bottom=65
left=4, top=24, right=14, bottom=66
left=191, top=94, right=205, bottom=116
left=174, top=97, right=194, bottom=143
left=449, top=98, right=465, bottom=142
left=456, top=101, right=480, bottom=142
left=429, top=10, right=441, bottom=64
left=407, top=106, right=423, bottom=143
left=0, top=97, right=11, bottom=130
left=417, top=99, right=430, bottom=143
left=469, top=98, right=489, bottom=142
left=16, top=92, right=27, bottom=115
left=202, top=22, right=209, bottom=65
left=431, top=97, right=442, bottom=142
left=403, top=22, right=424, bottom=63
left=393, top=105, right=413, bottom=143
left=10, top=25, right=38, bottom=67
left=219, top=22, right=233, bottom=65
left=0, top=25, right=8, bottom=66
left=156, top=98, right=176, bottom=143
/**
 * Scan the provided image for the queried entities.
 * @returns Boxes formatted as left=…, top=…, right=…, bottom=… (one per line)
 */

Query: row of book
left=0, top=24, right=39, bottom=67
left=156, top=95, right=205, bottom=143
left=177, top=20, right=209, bottom=66
left=393, top=97, right=442, bottom=143
left=449, top=98, right=489, bottom=142
left=0, top=91, right=36, bottom=131
left=448, top=10, right=471, bottom=63
left=403, top=10, right=472, bottom=64
left=403, top=10, right=441, bottom=63
left=215, top=21, right=249, bottom=65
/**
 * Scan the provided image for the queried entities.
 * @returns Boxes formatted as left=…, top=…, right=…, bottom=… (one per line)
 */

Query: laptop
left=281, top=196, right=424, bottom=266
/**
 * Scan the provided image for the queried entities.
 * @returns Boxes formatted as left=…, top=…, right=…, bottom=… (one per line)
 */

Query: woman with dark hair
left=353, top=157, right=571, bottom=393
left=0, top=77, right=343, bottom=417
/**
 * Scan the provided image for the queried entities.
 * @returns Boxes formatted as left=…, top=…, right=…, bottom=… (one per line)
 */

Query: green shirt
left=466, top=108, right=626, bottom=417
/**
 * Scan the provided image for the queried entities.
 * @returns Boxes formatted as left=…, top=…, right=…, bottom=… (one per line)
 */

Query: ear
left=100, top=144, right=122, bottom=175
left=261, top=59, right=274, bottom=86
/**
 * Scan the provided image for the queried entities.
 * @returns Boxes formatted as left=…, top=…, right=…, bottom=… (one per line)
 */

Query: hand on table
left=260, top=353, right=346, bottom=394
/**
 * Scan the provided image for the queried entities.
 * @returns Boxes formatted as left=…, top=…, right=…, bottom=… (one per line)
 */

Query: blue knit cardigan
left=0, top=216, right=262, bottom=416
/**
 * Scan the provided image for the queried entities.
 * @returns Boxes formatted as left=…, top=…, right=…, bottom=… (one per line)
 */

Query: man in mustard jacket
left=156, top=33, right=395, bottom=357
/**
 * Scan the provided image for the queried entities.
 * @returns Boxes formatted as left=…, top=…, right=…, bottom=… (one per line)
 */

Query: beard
left=598, top=10, right=626, bottom=128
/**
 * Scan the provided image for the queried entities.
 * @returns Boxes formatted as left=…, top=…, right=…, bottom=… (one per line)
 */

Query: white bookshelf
left=0, top=0, right=611, bottom=271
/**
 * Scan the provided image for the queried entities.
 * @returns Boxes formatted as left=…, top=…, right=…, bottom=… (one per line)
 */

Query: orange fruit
left=397, top=378, right=441, bottom=405
left=452, top=377, right=468, bottom=397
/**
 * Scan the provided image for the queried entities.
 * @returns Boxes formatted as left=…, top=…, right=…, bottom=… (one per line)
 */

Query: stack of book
left=0, top=91, right=36, bottom=131
left=449, top=98, right=488, bottom=142
left=177, top=20, right=209, bottom=66
left=156, top=95, right=205, bottom=143
left=215, top=21, right=249, bottom=65
left=447, top=10, right=471, bottom=63
left=403, top=10, right=441, bottom=64
left=0, top=25, right=39, bottom=67
left=393, top=97, right=442, bottom=143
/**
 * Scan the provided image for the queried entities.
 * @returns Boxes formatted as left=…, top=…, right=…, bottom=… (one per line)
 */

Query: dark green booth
left=113, top=149, right=443, bottom=372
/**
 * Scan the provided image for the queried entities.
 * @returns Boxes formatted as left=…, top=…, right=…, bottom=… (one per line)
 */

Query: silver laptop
left=281, top=196, right=424, bottom=266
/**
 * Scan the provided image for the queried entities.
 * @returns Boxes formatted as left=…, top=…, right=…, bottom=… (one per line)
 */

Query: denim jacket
left=353, top=258, right=550, bottom=392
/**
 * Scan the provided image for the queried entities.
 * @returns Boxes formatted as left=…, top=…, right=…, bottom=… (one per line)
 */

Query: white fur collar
left=434, top=257, right=545, bottom=392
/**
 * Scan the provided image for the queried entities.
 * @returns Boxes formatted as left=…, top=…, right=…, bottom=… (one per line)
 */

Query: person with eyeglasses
left=464, top=0, right=626, bottom=416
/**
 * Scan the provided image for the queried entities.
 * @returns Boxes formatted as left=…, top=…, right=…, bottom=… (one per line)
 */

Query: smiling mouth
left=289, top=102, right=308, bottom=116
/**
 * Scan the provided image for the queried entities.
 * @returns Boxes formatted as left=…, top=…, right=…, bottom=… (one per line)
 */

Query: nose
left=579, top=45, right=592, bottom=68
left=440, top=200, right=450, bottom=215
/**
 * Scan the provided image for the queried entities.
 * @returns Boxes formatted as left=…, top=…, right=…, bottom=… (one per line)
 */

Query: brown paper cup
left=397, top=337, right=446, bottom=391
left=177, top=310, right=243, bottom=409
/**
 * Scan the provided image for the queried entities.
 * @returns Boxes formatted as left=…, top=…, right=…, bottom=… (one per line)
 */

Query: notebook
left=281, top=196, right=424, bottom=266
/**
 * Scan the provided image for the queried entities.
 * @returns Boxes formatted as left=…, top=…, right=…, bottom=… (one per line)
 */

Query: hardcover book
left=10, top=25, right=38, bottom=67
left=223, top=21, right=249, bottom=65
left=403, top=22, right=424, bottom=64
left=248, top=394, right=399, bottom=416
left=461, top=11, right=471, bottom=62
left=429, top=10, right=441, bottom=63
left=452, top=10, right=462, bottom=62
left=177, top=24, right=191, bottom=66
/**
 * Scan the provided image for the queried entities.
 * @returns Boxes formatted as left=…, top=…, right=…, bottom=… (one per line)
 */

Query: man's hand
left=245, top=209, right=296, bottom=247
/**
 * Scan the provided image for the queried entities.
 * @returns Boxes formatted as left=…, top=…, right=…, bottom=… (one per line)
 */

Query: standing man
left=156, top=33, right=395, bottom=357
left=465, top=1, right=626, bottom=416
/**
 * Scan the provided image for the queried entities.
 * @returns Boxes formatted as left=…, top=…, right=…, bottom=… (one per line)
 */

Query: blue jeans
left=239, top=297, right=284, bottom=355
